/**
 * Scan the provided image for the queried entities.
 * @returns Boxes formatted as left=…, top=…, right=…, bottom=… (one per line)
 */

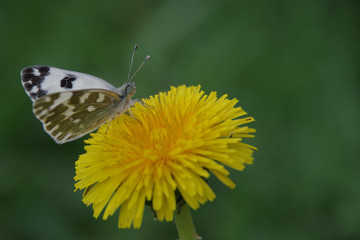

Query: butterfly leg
left=127, top=106, right=135, bottom=118
left=126, top=106, right=142, bottom=123
left=105, top=113, right=115, bottom=134
left=133, top=98, right=153, bottom=108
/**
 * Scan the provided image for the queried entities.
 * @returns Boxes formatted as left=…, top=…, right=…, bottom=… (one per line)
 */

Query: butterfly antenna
left=127, top=44, right=138, bottom=81
left=129, top=55, right=151, bottom=82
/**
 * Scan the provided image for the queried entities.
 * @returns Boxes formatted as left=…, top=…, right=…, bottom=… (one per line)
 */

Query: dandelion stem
left=175, top=204, right=199, bottom=240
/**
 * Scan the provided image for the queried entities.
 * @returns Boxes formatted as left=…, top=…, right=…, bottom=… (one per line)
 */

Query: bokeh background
left=1, top=0, right=359, bottom=239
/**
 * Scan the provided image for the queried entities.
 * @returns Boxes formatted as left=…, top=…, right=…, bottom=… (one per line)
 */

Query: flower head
left=74, top=85, right=256, bottom=228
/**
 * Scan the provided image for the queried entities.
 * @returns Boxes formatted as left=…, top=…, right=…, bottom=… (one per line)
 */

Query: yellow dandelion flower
left=74, top=85, right=257, bottom=229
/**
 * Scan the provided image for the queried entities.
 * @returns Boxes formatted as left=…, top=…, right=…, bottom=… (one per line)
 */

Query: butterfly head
left=117, top=81, right=136, bottom=98
left=125, top=81, right=136, bottom=96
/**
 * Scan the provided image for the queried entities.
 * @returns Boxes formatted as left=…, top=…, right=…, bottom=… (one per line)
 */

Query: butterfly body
left=21, top=65, right=137, bottom=144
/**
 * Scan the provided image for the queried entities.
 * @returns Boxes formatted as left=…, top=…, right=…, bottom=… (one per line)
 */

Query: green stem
left=175, top=204, right=198, bottom=240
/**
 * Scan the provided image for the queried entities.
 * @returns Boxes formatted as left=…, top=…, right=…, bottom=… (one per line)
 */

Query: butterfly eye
left=125, top=85, right=130, bottom=94
left=124, top=82, right=136, bottom=96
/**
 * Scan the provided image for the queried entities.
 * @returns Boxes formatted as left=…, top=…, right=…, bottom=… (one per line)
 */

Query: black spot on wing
left=22, top=66, right=50, bottom=83
left=60, top=75, right=77, bottom=89
left=38, top=66, right=50, bottom=76
left=21, top=65, right=50, bottom=100
left=23, top=83, right=32, bottom=91
left=21, top=68, right=35, bottom=82
left=21, top=67, right=34, bottom=74
left=30, top=89, right=47, bottom=99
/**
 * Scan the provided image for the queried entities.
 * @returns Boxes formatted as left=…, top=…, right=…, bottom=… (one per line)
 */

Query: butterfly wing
left=33, top=89, right=122, bottom=144
left=21, top=65, right=117, bottom=101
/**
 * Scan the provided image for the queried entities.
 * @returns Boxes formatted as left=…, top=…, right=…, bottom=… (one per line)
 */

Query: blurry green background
left=1, top=0, right=359, bottom=239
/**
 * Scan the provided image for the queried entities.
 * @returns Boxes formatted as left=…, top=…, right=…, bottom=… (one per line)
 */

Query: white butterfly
left=21, top=45, right=150, bottom=144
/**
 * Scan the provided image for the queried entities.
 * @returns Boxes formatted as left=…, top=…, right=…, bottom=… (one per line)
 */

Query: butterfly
left=21, top=45, right=150, bottom=144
